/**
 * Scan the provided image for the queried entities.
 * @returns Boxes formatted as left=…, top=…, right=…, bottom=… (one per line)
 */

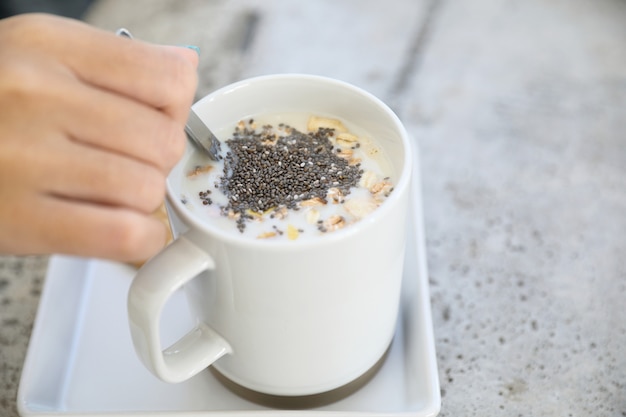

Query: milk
left=180, top=112, right=394, bottom=241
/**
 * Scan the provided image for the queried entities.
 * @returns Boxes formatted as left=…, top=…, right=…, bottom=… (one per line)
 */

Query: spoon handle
left=185, top=109, right=222, bottom=161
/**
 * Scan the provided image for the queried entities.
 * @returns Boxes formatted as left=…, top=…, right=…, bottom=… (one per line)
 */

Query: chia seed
left=198, top=189, right=213, bottom=205
left=216, top=121, right=362, bottom=231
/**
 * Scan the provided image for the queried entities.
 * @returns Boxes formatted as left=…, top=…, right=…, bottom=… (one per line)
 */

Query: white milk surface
left=180, top=112, right=395, bottom=241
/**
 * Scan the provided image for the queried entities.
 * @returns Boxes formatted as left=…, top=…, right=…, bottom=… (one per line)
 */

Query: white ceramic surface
left=129, top=74, right=414, bottom=395
left=17, top=143, right=440, bottom=416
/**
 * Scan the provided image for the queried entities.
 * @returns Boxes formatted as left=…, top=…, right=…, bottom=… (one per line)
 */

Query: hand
left=0, top=14, right=199, bottom=262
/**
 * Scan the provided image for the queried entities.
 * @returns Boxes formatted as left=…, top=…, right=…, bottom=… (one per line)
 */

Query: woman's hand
left=0, top=14, right=198, bottom=262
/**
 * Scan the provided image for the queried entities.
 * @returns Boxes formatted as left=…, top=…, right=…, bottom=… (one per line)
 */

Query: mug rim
left=166, top=73, right=412, bottom=250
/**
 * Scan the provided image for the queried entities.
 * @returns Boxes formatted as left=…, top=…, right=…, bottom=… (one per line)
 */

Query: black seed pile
left=217, top=120, right=363, bottom=231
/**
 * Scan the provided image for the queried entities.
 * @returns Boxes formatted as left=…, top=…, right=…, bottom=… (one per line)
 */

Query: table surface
left=1, top=0, right=625, bottom=415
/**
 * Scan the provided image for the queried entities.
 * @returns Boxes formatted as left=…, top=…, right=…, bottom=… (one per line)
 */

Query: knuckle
left=108, top=215, right=150, bottom=258
left=0, top=60, right=45, bottom=101
left=173, top=53, right=198, bottom=90
left=167, top=128, right=187, bottom=167
left=163, top=51, right=198, bottom=104
left=135, top=167, right=166, bottom=211
left=153, top=119, right=186, bottom=169
left=86, top=207, right=165, bottom=262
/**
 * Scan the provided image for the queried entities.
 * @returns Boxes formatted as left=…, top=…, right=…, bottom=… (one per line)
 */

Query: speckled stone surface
left=403, top=0, right=626, bottom=415
left=2, top=0, right=625, bottom=415
left=0, top=256, right=47, bottom=416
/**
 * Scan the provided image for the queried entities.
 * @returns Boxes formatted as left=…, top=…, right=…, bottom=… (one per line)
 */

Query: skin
left=0, top=14, right=199, bottom=262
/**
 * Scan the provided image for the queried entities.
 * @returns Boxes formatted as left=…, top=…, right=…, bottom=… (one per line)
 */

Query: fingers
left=2, top=15, right=194, bottom=173
left=69, top=40, right=199, bottom=124
left=27, top=197, right=168, bottom=262
left=0, top=14, right=197, bottom=262
left=0, top=73, right=171, bottom=215
left=5, top=14, right=199, bottom=124
left=0, top=130, right=169, bottom=262
left=60, top=22, right=199, bottom=124
left=60, top=78, right=187, bottom=173
left=37, top=138, right=166, bottom=215
left=0, top=38, right=187, bottom=175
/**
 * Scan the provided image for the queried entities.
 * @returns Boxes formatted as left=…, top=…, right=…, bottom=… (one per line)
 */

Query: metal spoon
left=116, top=28, right=222, bottom=161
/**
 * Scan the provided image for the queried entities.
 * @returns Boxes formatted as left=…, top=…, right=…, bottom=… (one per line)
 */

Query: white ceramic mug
left=128, top=74, right=412, bottom=396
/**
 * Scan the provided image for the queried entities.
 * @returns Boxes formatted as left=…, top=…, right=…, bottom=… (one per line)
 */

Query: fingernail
left=182, top=45, right=200, bottom=56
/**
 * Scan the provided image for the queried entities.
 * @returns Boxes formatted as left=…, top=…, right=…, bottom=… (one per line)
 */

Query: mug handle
left=128, top=235, right=232, bottom=383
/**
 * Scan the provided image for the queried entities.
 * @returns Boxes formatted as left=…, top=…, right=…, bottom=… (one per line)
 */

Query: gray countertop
left=2, top=0, right=625, bottom=415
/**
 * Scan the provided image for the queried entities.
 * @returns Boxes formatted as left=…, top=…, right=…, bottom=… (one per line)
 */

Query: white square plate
left=17, top=144, right=440, bottom=416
